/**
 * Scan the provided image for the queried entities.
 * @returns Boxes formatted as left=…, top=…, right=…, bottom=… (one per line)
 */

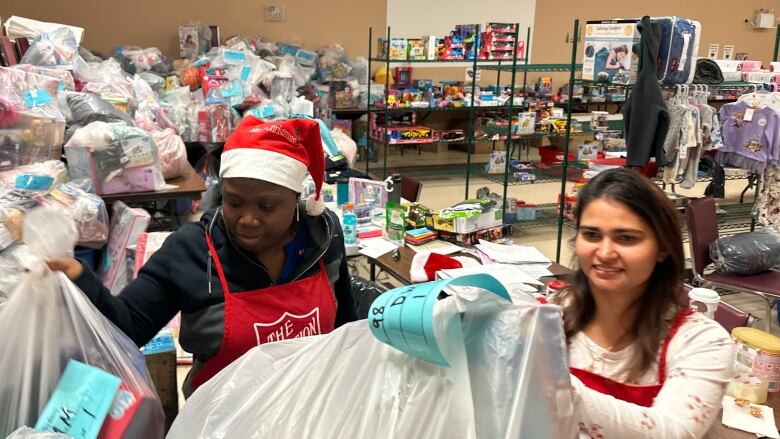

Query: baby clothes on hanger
left=755, top=167, right=780, bottom=229
left=715, top=101, right=780, bottom=174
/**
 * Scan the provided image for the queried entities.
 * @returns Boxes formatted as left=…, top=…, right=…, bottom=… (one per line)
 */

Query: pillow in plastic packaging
left=151, top=128, right=188, bottom=180
left=710, top=231, right=780, bottom=275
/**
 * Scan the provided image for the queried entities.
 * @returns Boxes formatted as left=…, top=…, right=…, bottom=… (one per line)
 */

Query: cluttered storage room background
left=2, top=0, right=780, bottom=437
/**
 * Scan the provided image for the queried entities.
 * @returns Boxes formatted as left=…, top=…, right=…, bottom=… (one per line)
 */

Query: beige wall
left=2, top=1, right=777, bottom=85
left=1, top=0, right=386, bottom=58
left=533, top=1, right=780, bottom=85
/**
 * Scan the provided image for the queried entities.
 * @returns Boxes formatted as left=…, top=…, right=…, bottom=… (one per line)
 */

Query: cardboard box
left=582, top=20, right=640, bottom=84
left=438, top=225, right=510, bottom=246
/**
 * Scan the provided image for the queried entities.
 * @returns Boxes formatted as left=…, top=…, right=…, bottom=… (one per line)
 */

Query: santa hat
left=219, top=117, right=326, bottom=215
left=410, top=252, right=463, bottom=283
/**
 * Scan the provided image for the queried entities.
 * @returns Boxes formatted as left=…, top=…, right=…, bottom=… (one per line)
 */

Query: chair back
left=399, top=173, right=423, bottom=203
left=686, top=196, right=719, bottom=276
left=714, top=301, right=752, bottom=333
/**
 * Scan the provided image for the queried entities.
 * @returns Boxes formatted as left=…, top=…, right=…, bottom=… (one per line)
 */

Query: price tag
left=368, top=273, right=510, bottom=367
left=744, top=108, right=755, bottom=122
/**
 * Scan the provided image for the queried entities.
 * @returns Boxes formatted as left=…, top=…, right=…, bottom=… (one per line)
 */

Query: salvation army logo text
left=253, top=308, right=322, bottom=345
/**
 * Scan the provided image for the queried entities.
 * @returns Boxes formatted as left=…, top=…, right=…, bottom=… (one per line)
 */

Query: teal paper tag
left=241, top=65, right=251, bottom=81
left=224, top=50, right=246, bottom=62
left=23, top=89, right=53, bottom=107
left=34, top=360, right=121, bottom=439
left=15, top=174, right=54, bottom=191
left=368, top=273, right=510, bottom=367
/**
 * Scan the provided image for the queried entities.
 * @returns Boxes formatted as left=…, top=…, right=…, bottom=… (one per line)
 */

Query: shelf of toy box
left=367, top=104, right=525, bottom=114
left=482, top=160, right=590, bottom=186
left=575, top=80, right=757, bottom=91
left=481, top=63, right=583, bottom=73
left=473, top=128, right=596, bottom=142
left=509, top=203, right=576, bottom=230
left=369, top=57, right=528, bottom=66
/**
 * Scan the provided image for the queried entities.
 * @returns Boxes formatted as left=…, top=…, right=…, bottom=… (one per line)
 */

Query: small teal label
left=224, top=50, right=246, bottom=62
left=23, top=89, right=53, bottom=107
left=241, top=65, right=251, bottom=81
left=15, top=174, right=54, bottom=191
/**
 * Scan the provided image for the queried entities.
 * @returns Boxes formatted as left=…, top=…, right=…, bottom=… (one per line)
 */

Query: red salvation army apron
left=192, top=232, right=338, bottom=388
left=570, top=308, right=693, bottom=407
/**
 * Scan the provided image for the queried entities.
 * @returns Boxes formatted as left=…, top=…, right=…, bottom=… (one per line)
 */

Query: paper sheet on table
left=513, top=263, right=554, bottom=278
left=439, top=264, right=541, bottom=298
left=408, top=239, right=463, bottom=255
left=368, top=273, right=511, bottom=367
left=475, top=240, right=551, bottom=264
left=358, top=238, right=398, bottom=259
left=721, top=396, right=780, bottom=438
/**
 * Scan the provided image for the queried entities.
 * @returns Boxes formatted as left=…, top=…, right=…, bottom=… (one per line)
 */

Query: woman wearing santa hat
left=47, top=117, right=358, bottom=396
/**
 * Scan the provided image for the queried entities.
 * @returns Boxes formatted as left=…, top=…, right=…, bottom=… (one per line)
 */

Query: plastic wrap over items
left=169, top=273, right=577, bottom=439
left=710, top=230, right=780, bottom=275
left=64, top=121, right=167, bottom=195
left=0, top=207, right=164, bottom=438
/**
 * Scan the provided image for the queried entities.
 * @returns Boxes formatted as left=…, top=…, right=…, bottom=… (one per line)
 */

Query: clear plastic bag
left=65, top=91, right=134, bottom=127
left=12, top=64, right=76, bottom=91
left=114, top=46, right=164, bottom=74
left=64, top=121, right=167, bottom=195
left=6, top=426, right=71, bottom=438
left=0, top=207, right=164, bottom=438
left=37, top=181, right=110, bottom=249
left=151, top=128, right=188, bottom=180
left=192, top=154, right=220, bottom=212
left=710, top=230, right=780, bottom=275
left=0, top=160, right=69, bottom=192
left=20, top=27, right=79, bottom=68
left=170, top=278, right=576, bottom=438
left=73, top=56, right=134, bottom=103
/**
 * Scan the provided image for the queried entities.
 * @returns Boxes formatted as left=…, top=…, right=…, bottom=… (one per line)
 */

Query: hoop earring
left=296, top=203, right=300, bottom=223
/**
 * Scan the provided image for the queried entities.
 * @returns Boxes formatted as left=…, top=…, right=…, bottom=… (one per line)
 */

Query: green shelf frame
left=368, top=57, right=527, bottom=64
left=576, top=80, right=762, bottom=91
left=367, top=105, right=528, bottom=114
left=482, top=63, right=583, bottom=72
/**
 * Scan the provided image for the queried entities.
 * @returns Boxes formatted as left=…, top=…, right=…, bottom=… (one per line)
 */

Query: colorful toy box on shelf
left=455, top=24, right=481, bottom=60
left=432, top=129, right=465, bottom=143
left=479, top=23, right=523, bottom=60
left=516, top=201, right=537, bottom=221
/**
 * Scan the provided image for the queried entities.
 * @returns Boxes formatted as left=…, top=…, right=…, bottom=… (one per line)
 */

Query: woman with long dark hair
left=564, top=168, right=734, bottom=437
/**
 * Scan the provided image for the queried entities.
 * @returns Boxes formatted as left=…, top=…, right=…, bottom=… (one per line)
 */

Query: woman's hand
left=46, top=258, right=84, bottom=281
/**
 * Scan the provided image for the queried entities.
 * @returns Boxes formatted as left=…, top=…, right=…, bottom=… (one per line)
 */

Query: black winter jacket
left=74, top=204, right=356, bottom=394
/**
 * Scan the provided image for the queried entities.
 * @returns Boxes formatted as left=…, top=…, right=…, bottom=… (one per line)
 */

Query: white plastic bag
left=0, top=207, right=165, bottom=437
left=170, top=275, right=577, bottom=438
left=4, top=16, right=85, bottom=43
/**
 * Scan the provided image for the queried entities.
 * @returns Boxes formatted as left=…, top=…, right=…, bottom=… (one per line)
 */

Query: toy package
left=582, top=20, right=640, bottom=84
left=407, top=39, right=425, bottom=61
left=455, top=24, right=481, bottom=60
left=101, top=201, right=151, bottom=294
left=179, top=26, right=200, bottom=59
left=389, top=38, right=408, bottom=60
left=197, top=104, right=233, bottom=143
left=64, top=122, right=167, bottom=195
left=422, top=35, right=437, bottom=60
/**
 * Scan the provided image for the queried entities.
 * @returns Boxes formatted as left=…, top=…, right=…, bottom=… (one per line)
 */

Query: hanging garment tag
left=744, top=108, right=755, bottom=122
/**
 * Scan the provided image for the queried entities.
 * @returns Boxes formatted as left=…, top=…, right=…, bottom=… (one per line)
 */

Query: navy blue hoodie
left=74, top=204, right=356, bottom=394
